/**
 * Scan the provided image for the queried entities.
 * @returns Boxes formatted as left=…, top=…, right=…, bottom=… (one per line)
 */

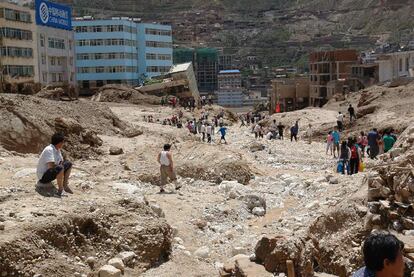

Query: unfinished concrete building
left=309, top=49, right=358, bottom=107
left=270, top=77, right=309, bottom=114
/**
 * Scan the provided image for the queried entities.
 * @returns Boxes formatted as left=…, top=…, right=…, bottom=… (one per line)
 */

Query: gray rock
left=329, top=177, right=339, bottom=184
left=98, top=265, right=121, bottom=277
left=252, top=207, right=266, bottom=216
left=117, top=251, right=137, bottom=266
left=107, top=258, right=125, bottom=273
left=244, top=194, right=266, bottom=211
left=109, top=146, right=124, bottom=155
left=194, top=246, right=210, bottom=259
left=0, top=223, right=4, bottom=231
left=150, top=203, right=165, bottom=217
left=86, top=256, right=97, bottom=269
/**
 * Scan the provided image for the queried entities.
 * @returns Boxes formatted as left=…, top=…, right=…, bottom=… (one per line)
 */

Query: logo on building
left=39, top=2, right=49, bottom=24
left=35, top=0, right=72, bottom=30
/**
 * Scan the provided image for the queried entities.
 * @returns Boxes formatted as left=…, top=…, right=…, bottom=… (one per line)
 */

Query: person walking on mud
left=217, top=124, right=228, bottom=144
left=157, top=144, right=181, bottom=193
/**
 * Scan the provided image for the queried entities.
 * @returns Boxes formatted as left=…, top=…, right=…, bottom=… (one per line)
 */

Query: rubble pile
left=365, top=123, right=414, bottom=234
left=0, top=196, right=172, bottom=277
left=0, top=94, right=127, bottom=157
left=92, top=85, right=161, bottom=105
left=324, top=82, right=414, bottom=135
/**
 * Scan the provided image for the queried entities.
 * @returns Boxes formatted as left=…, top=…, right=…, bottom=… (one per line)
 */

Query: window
left=145, top=28, right=171, bottom=36
left=41, top=54, right=46, bottom=64
left=58, top=73, right=63, bottom=82
left=3, top=8, right=31, bottom=23
left=40, top=34, right=45, bottom=47
left=0, top=27, right=32, bottom=40
left=96, top=67, right=105, bottom=73
left=48, top=38, right=65, bottom=49
left=2, top=65, right=34, bottom=77
left=0, top=47, right=33, bottom=58
left=145, top=41, right=172, bottom=48
left=70, top=57, right=73, bottom=66
left=69, top=40, right=72, bottom=50
left=51, top=57, right=56, bottom=66
left=42, top=72, right=47, bottom=82
left=146, top=53, right=157, bottom=60
left=158, top=54, right=171, bottom=60
left=406, top=57, right=409, bottom=72
left=399, top=59, right=403, bottom=72
left=51, top=73, right=57, bottom=82
left=57, top=58, right=62, bottom=66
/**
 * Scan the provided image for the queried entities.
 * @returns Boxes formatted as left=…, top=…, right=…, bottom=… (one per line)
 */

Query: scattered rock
left=244, top=194, right=266, bottom=212
left=107, top=258, right=125, bottom=273
left=194, top=246, right=210, bottom=259
left=124, top=127, right=143, bottom=138
left=329, top=177, right=339, bottom=184
left=252, top=207, right=266, bottom=216
left=117, top=251, right=137, bottom=267
left=109, top=146, right=124, bottom=155
left=150, top=203, right=165, bottom=218
left=98, top=265, right=121, bottom=277
left=0, top=223, right=4, bottom=231
left=235, top=256, right=273, bottom=277
left=86, top=256, right=96, bottom=269
left=250, top=143, right=265, bottom=152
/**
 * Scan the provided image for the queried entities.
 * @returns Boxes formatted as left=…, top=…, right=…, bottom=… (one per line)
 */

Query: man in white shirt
left=306, top=124, right=313, bottom=144
left=337, top=112, right=344, bottom=132
left=37, top=133, right=73, bottom=196
left=157, top=144, right=180, bottom=193
left=206, top=124, right=213, bottom=143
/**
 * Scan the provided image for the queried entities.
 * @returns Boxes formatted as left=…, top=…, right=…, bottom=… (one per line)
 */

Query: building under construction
left=309, top=49, right=358, bottom=107
left=173, top=47, right=219, bottom=94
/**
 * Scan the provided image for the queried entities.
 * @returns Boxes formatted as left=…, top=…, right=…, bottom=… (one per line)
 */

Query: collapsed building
left=136, top=62, right=200, bottom=105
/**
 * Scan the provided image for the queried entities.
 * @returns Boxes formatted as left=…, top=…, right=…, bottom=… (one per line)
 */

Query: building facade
left=376, top=51, right=414, bottom=82
left=309, top=49, right=358, bottom=107
left=0, top=2, right=38, bottom=87
left=270, top=77, right=309, bottom=114
left=73, top=18, right=172, bottom=89
left=216, top=69, right=243, bottom=107
left=36, top=25, right=76, bottom=86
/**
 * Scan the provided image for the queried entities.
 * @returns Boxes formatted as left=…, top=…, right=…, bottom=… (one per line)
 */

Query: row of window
left=145, top=53, right=172, bottom=61
left=146, top=66, right=170, bottom=73
left=2, top=65, right=34, bottom=77
left=76, top=39, right=137, bottom=47
left=0, top=8, right=31, bottom=23
left=75, top=25, right=137, bottom=34
left=0, top=27, right=32, bottom=40
left=41, top=72, right=74, bottom=83
left=76, top=52, right=136, bottom=60
left=0, top=46, right=33, bottom=58
left=40, top=55, right=73, bottom=66
left=145, top=41, right=172, bottom=48
left=145, top=28, right=171, bottom=36
left=77, top=66, right=138, bottom=74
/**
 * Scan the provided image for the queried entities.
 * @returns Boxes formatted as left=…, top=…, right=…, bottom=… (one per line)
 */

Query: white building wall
left=217, top=90, right=243, bottom=107
left=378, top=51, right=414, bottom=82
left=36, top=25, right=76, bottom=86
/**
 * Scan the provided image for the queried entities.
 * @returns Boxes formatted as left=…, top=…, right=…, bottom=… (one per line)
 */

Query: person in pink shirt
left=326, top=131, right=334, bottom=155
left=358, top=131, right=368, bottom=158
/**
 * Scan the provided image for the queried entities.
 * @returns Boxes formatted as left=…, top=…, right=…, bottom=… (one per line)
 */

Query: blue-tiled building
left=73, top=17, right=172, bottom=89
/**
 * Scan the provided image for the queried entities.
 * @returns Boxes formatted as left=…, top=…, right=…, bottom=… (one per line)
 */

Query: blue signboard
left=35, top=0, right=72, bottom=30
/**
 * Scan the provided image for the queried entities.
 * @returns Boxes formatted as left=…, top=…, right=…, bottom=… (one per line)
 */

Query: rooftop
left=169, top=62, right=192, bottom=73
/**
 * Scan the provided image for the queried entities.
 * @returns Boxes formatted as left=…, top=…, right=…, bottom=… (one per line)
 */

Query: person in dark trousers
left=337, top=112, right=344, bottom=131
left=348, top=104, right=356, bottom=122
left=290, top=120, right=299, bottom=142
left=349, top=138, right=361, bottom=175
left=277, top=122, right=285, bottom=140
left=339, top=141, right=351, bottom=175
left=367, top=128, right=380, bottom=159
left=353, top=232, right=405, bottom=277
left=217, top=124, right=228, bottom=144
left=36, top=133, right=73, bottom=197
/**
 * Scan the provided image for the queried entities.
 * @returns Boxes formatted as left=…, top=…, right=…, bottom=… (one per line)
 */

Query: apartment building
left=216, top=69, right=243, bottom=107
left=73, top=17, right=172, bottom=89
left=376, top=50, right=414, bottom=82
left=0, top=2, right=38, bottom=85
left=309, top=49, right=358, bottom=107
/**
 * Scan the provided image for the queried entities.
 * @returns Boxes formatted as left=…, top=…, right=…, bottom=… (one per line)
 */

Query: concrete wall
left=377, top=51, right=414, bottom=82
